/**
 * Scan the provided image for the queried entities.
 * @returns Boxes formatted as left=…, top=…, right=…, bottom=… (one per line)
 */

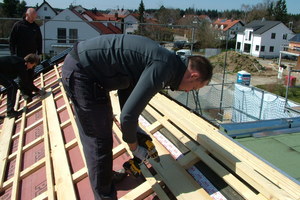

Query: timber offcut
left=0, top=64, right=299, bottom=200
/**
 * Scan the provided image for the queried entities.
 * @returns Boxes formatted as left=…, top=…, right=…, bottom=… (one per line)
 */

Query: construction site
left=0, top=44, right=299, bottom=200
left=0, top=3, right=300, bottom=199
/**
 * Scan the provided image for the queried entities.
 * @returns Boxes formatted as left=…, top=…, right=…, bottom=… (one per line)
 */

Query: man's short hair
left=188, top=56, right=213, bottom=83
left=24, top=54, right=40, bottom=65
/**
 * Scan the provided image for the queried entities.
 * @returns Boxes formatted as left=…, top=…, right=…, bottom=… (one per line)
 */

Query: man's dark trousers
left=61, top=55, right=116, bottom=200
left=0, top=74, right=18, bottom=113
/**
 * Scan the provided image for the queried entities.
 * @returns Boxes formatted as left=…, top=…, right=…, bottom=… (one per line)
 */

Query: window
left=283, top=34, right=287, bottom=40
left=45, top=16, right=51, bottom=19
left=44, top=7, right=47, bottom=11
left=255, top=45, right=259, bottom=51
left=271, top=33, right=276, bottom=39
left=57, top=28, right=66, bottom=43
left=246, top=31, right=252, bottom=41
left=237, top=42, right=241, bottom=50
left=69, top=29, right=78, bottom=43
left=270, top=46, right=274, bottom=52
left=244, top=44, right=251, bottom=53
left=261, top=46, right=265, bottom=52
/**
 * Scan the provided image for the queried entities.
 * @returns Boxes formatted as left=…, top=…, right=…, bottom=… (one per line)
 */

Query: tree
left=138, top=0, right=145, bottom=23
left=273, top=0, right=288, bottom=23
left=194, top=21, right=221, bottom=49
left=137, top=0, right=145, bottom=35
left=16, top=1, right=27, bottom=17
left=2, top=0, right=26, bottom=17
left=155, top=6, right=181, bottom=24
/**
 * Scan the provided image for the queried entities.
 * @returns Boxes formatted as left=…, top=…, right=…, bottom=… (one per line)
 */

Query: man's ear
left=190, top=72, right=200, bottom=80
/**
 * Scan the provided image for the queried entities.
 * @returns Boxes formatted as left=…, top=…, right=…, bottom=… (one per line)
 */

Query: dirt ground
left=210, top=51, right=299, bottom=86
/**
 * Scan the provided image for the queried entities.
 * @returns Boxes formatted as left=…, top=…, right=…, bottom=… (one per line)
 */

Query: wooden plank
left=144, top=104, right=265, bottom=199
left=110, top=93, right=213, bottom=200
left=11, top=102, right=27, bottom=200
left=112, top=123, right=167, bottom=199
left=53, top=65, right=87, bottom=167
left=112, top=144, right=127, bottom=159
left=40, top=73, right=55, bottom=200
left=140, top=165, right=170, bottom=200
left=119, top=181, right=153, bottom=200
left=44, top=89, right=77, bottom=199
left=149, top=93, right=300, bottom=199
left=0, top=118, right=15, bottom=188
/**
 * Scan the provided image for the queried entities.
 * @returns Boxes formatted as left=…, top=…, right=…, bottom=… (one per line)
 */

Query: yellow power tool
left=123, top=132, right=160, bottom=177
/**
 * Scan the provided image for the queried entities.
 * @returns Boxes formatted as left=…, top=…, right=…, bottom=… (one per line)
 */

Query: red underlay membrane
left=0, top=68, right=162, bottom=200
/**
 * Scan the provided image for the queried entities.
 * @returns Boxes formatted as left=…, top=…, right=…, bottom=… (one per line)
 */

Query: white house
left=108, top=9, right=130, bottom=16
left=40, top=8, right=121, bottom=55
left=123, top=14, right=139, bottom=34
left=212, top=19, right=244, bottom=40
left=36, top=0, right=58, bottom=19
left=236, top=19, right=295, bottom=58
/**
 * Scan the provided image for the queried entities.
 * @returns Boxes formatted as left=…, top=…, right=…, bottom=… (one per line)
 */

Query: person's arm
left=36, top=24, right=43, bottom=55
left=18, top=68, right=39, bottom=94
left=9, top=23, right=18, bottom=55
left=120, top=62, right=171, bottom=144
left=27, top=69, right=40, bottom=92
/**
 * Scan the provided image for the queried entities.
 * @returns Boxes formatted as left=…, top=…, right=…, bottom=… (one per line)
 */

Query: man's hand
left=131, top=145, right=149, bottom=162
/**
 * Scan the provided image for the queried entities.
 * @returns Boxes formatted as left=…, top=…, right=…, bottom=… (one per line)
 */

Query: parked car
left=176, top=49, right=192, bottom=58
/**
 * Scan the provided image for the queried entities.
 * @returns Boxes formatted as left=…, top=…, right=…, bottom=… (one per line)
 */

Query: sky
left=1, top=0, right=300, bottom=14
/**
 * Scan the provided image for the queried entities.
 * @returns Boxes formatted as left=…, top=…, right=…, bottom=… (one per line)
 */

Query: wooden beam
left=0, top=118, right=15, bottom=188
left=149, top=93, right=300, bottom=199
left=144, top=103, right=264, bottom=199
left=44, top=89, right=77, bottom=199
left=54, top=65, right=87, bottom=167
left=11, top=101, right=27, bottom=200
left=110, top=92, right=213, bottom=200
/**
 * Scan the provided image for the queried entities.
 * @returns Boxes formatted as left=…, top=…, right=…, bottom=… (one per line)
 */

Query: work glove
left=131, top=145, right=149, bottom=162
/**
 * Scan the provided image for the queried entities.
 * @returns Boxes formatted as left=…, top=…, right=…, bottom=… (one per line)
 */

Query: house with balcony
left=236, top=19, right=295, bottom=58
left=40, top=8, right=121, bottom=55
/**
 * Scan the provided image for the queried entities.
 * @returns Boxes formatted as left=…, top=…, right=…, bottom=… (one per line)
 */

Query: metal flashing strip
left=219, top=117, right=300, bottom=138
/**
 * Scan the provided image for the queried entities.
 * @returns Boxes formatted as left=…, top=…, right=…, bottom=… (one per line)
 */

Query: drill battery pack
left=123, top=157, right=142, bottom=177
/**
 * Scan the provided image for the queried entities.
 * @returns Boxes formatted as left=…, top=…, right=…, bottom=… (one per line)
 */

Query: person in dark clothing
left=9, top=8, right=43, bottom=101
left=0, top=54, right=42, bottom=118
left=9, top=8, right=42, bottom=58
left=61, top=34, right=213, bottom=200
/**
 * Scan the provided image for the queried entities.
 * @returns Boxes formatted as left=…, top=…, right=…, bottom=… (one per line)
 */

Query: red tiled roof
left=90, top=22, right=115, bottom=34
left=213, top=18, right=242, bottom=31
left=107, top=23, right=122, bottom=34
left=83, top=10, right=126, bottom=21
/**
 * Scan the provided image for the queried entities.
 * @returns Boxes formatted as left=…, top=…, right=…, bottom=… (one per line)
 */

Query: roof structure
left=0, top=61, right=299, bottom=199
left=213, top=18, right=244, bottom=31
left=70, top=9, right=122, bottom=34
left=36, top=0, right=58, bottom=15
left=238, top=20, right=282, bottom=34
left=290, top=34, right=300, bottom=43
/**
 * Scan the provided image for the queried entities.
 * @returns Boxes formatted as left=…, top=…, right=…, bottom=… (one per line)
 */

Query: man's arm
left=36, top=24, right=43, bottom=55
left=120, top=62, right=171, bottom=144
left=9, top=23, right=18, bottom=55
left=18, top=68, right=40, bottom=95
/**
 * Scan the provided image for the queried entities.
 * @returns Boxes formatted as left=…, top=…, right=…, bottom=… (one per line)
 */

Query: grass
left=256, top=83, right=300, bottom=103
